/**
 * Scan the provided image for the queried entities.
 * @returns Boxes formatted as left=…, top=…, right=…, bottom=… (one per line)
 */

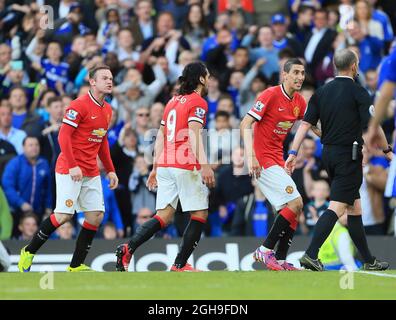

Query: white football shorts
left=54, top=173, right=105, bottom=214
left=156, top=167, right=209, bottom=212
left=256, top=165, right=301, bottom=211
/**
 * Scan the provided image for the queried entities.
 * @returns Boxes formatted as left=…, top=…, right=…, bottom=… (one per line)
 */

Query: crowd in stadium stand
left=0, top=0, right=395, bottom=241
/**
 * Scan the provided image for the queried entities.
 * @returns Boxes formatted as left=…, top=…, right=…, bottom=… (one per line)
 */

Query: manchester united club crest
left=293, top=106, right=300, bottom=118
left=65, top=199, right=74, bottom=207
left=285, top=186, right=294, bottom=194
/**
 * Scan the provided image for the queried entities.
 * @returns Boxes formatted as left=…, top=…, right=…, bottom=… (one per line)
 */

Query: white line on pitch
left=357, top=271, right=396, bottom=278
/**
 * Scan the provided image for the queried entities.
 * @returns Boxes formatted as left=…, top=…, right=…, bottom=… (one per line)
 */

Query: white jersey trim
left=188, top=117, right=204, bottom=124
left=248, top=110, right=262, bottom=121
left=88, top=90, right=104, bottom=107
left=62, top=119, right=78, bottom=128
left=280, top=84, right=292, bottom=101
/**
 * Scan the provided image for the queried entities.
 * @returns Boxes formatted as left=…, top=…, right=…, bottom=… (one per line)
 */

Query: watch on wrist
left=383, top=145, right=393, bottom=154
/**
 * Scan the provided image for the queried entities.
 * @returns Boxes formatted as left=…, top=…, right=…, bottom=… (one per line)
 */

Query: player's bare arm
left=147, top=126, right=165, bottom=191
left=188, top=121, right=215, bottom=188
left=240, top=114, right=261, bottom=179
left=363, top=126, right=393, bottom=162
left=285, top=121, right=312, bottom=174
left=311, top=125, right=322, bottom=138
left=367, top=81, right=396, bottom=149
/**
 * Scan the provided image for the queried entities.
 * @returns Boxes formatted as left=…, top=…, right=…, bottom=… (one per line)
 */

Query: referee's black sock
left=262, top=214, right=291, bottom=249
left=306, top=209, right=339, bottom=259
left=26, top=214, right=60, bottom=254
left=70, top=221, right=97, bottom=268
left=128, top=215, right=164, bottom=254
left=347, top=215, right=375, bottom=264
left=174, top=216, right=206, bottom=268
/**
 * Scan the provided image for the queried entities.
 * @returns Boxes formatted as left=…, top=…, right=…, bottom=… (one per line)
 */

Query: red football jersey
left=157, top=92, right=208, bottom=171
left=56, top=91, right=113, bottom=176
left=248, top=85, right=306, bottom=169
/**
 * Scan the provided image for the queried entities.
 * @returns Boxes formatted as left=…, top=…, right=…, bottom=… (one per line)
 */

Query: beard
left=200, top=86, right=208, bottom=97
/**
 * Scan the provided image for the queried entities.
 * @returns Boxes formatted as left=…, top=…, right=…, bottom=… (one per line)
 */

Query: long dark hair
left=178, top=62, right=208, bottom=95
left=182, top=4, right=210, bottom=37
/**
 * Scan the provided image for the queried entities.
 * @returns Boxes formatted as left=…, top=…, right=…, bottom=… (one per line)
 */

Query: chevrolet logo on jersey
left=92, top=128, right=107, bottom=137
left=276, top=121, right=293, bottom=130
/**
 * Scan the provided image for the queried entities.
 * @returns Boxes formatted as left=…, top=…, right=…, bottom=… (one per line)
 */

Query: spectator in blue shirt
left=348, top=20, right=383, bottom=73
left=201, top=13, right=240, bottom=62
left=271, top=13, right=303, bottom=57
left=0, top=67, right=37, bottom=106
left=38, top=42, right=70, bottom=95
left=100, top=171, right=125, bottom=238
left=2, top=136, right=52, bottom=236
left=242, top=26, right=280, bottom=81
left=289, top=5, right=314, bottom=44
left=289, top=0, right=323, bottom=20
left=205, top=74, right=222, bottom=128
left=371, top=2, right=394, bottom=43
left=107, top=108, right=124, bottom=148
left=43, top=3, right=90, bottom=56
left=205, top=28, right=236, bottom=89
left=8, top=86, right=43, bottom=138
left=0, top=102, right=26, bottom=155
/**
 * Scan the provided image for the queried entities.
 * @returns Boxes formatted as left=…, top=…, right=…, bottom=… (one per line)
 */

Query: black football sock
left=69, top=222, right=97, bottom=268
left=306, top=209, right=339, bottom=259
left=275, top=225, right=295, bottom=261
left=26, top=214, right=60, bottom=254
left=262, top=214, right=291, bottom=250
left=174, top=217, right=206, bottom=268
left=128, top=216, right=164, bottom=254
left=347, top=215, right=375, bottom=264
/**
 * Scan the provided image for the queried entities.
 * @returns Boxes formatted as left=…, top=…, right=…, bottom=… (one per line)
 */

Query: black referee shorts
left=322, top=145, right=363, bottom=206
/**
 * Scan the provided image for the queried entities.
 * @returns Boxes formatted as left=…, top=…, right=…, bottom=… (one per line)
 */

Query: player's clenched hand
left=107, top=172, right=119, bottom=190
left=146, top=170, right=158, bottom=191
left=201, top=164, right=215, bottom=188
left=69, top=166, right=83, bottom=182
left=284, top=155, right=296, bottom=175
left=248, top=156, right=261, bottom=179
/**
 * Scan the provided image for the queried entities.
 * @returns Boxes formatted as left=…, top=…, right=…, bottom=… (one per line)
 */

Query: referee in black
left=285, top=48, right=391, bottom=271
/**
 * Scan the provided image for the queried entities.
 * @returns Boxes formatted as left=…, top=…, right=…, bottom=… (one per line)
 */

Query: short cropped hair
left=283, top=58, right=304, bottom=73
left=89, top=64, right=111, bottom=79
left=333, top=49, right=358, bottom=71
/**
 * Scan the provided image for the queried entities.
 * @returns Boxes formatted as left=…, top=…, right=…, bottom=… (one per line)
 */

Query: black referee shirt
left=304, top=77, right=372, bottom=146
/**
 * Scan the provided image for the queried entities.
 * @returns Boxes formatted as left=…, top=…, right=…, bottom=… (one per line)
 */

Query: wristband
left=288, top=150, right=298, bottom=156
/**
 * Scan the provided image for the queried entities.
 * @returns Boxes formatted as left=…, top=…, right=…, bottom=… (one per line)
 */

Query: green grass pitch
left=1, top=271, right=396, bottom=300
